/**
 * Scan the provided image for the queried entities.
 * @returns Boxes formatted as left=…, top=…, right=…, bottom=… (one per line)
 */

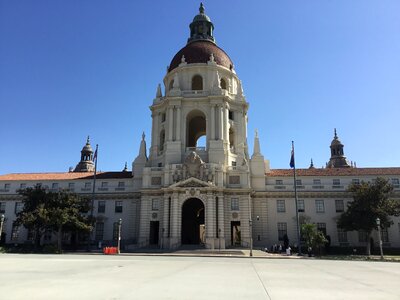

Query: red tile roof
left=267, top=167, right=400, bottom=177
left=0, top=172, right=133, bottom=181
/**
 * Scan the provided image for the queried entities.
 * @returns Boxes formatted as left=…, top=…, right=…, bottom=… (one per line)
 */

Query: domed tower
left=134, top=4, right=256, bottom=250
left=74, top=136, right=95, bottom=172
left=147, top=3, right=249, bottom=169
left=326, top=129, right=351, bottom=168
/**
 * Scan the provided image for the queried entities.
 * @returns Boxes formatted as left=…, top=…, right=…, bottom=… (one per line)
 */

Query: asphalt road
left=0, top=254, right=399, bottom=300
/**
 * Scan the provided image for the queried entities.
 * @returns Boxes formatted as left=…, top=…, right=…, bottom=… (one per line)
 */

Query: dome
left=168, top=40, right=234, bottom=72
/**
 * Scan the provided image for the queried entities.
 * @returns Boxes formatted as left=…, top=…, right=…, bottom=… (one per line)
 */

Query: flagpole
left=291, top=141, right=302, bottom=255
left=87, top=144, right=98, bottom=252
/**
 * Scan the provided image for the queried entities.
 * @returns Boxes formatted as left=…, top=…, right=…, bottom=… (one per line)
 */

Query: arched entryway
left=181, top=198, right=205, bottom=245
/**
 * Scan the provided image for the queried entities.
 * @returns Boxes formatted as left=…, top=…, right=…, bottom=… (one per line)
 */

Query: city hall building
left=1, top=5, right=399, bottom=251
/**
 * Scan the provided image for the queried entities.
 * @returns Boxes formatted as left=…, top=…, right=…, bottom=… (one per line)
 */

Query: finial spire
left=199, top=2, right=205, bottom=14
left=309, top=158, right=315, bottom=169
left=142, top=131, right=145, bottom=141
left=86, top=135, right=90, bottom=144
left=253, top=129, right=261, bottom=155
left=334, top=128, right=337, bottom=139
left=123, top=162, right=128, bottom=172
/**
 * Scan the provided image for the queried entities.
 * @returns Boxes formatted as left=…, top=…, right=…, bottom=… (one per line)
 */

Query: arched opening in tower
left=192, top=75, right=203, bottom=90
left=186, top=110, right=206, bottom=148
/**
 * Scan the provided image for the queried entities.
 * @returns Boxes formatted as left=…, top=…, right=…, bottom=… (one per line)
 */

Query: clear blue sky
left=0, top=0, right=399, bottom=174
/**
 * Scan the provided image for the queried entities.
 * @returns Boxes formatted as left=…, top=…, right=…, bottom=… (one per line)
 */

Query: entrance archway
left=181, top=198, right=205, bottom=244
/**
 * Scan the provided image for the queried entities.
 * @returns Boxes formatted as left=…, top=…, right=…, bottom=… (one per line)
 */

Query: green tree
left=16, top=186, right=51, bottom=249
left=337, top=177, right=400, bottom=256
left=47, top=191, right=92, bottom=251
left=17, top=186, right=92, bottom=252
left=301, top=223, right=327, bottom=255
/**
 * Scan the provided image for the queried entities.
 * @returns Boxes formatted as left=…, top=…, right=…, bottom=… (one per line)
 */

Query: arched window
left=192, top=75, right=203, bottom=91
left=220, top=78, right=227, bottom=90
left=169, top=80, right=174, bottom=91
left=186, top=110, right=206, bottom=148
left=159, top=130, right=165, bottom=153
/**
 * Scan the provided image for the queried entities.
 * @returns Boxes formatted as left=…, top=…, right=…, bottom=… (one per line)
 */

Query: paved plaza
left=0, top=254, right=399, bottom=300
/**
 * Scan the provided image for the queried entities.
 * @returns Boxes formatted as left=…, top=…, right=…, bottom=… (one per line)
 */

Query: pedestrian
left=286, top=246, right=291, bottom=256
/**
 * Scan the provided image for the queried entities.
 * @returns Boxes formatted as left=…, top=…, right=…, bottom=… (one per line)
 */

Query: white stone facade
left=0, top=5, right=399, bottom=251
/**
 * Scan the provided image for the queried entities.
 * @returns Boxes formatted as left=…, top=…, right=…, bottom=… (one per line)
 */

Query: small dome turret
left=74, top=136, right=95, bottom=172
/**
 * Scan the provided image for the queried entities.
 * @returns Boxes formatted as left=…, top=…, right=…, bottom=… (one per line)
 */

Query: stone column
left=210, top=105, right=215, bottom=140
left=206, top=193, right=215, bottom=249
left=170, top=193, right=179, bottom=247
left=162, top=195, right=170, bottom=247
left=168, top=107, right=174, bottom=141
left=218, top=105, right=224, bottom=141
left=218, top=195, right=225, bottom=239
left=223, top=104, right=229, bottom=142
left=176, top=106, right=181, bottom=141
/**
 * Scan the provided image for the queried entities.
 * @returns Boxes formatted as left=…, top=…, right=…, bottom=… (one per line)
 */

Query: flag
left=93, top=145, right=98, bottom=163
left=290, top=142, right=295, bottom=168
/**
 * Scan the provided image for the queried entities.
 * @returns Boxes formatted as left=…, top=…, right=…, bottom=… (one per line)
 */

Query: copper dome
left=168, top=40, right=233, bottom=72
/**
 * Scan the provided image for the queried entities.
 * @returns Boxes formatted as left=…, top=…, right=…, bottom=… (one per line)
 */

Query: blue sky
left=0, top=0, right=399, bottom=174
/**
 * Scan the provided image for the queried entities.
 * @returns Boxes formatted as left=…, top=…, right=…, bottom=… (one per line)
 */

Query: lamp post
left=0, top=215, right=4, bottom=243
left=117, top=218, right=122, bottom=254
left=249, top=219, right=253, bottom=257
left=376, top=218, right=384, bottom=260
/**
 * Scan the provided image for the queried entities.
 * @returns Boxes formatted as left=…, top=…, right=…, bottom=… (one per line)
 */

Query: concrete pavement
left=0, top=254, right=398, bottom=300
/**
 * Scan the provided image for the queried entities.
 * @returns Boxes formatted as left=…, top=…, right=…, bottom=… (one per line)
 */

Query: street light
left=117, top=218, right=122, bottom=254
left=376, top=218, right=384, bottom=260
left=249, top=219, right=253, bottom=257
left=0, top=215, right=5, bottom=243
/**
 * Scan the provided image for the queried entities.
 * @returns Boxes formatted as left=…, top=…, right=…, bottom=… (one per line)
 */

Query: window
left=313, top=179, right=321, bottom=185
left=231, top=198, right=239, bottom=211
left=295, top=179, right=302, bottom=186
left=0, top=202, right=5, bottom=214
left=15, top=202, right=23, bottom=214
left=391, top=178, right=399, bottom=188
left=118, top=182, right=125, bottom=188
left=101, top=182, right=108, bottom=188
left=337, top=228, right=348, bottom=243
left=315, top=200, right=325, bottom=213
left=161, top=112, right=166, bottom=122
left=20, top=183, right=26, bottom=189
left=192, top=75, right=203, bottom=90
left=352, top=179, right=360, bottom=185
left=381, top=228, right=389, bottom=243
left=277, top=200, right=286, bottom=213
left=95, top=222, right=104, bottom=240
left=115, top=201, right=123, bottom=213
left=297, top=199, right=305, bottom=212
left=220, top=78, right=227, bottom=90
left=51, top=183, right=58, bottom=190
left=333, top=179, right=340, bottom=186
left=277, top=222, right=287, bottom=241
left=335, top=200, right=344, bottom=213
left=317, top=223, right=327, bottom=236
left=159, top=130, right=165, bottom=152
left=228, top=110, right=234, bottom=120
left=4, top=183, right=10, bottom=190
left=152, top=199, right=159, bottom=211
left=11, top=222, right=20, bottom=241
left=85, top=182, right=91, bottom=189
left=68, top=182, right=75, bottom=190
left=232, top=161, right=237, bottom=167
left=275, top=180, right=283, bottom=185
left=98, top=201, right=106, bottom=213
left=358, top=230, right=368, bottom=243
